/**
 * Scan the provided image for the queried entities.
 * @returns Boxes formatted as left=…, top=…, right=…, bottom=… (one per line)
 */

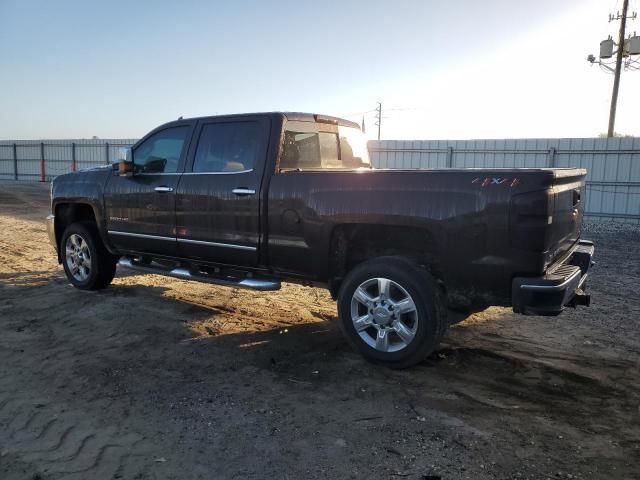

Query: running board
left=118, top=257, right=281, bottom=291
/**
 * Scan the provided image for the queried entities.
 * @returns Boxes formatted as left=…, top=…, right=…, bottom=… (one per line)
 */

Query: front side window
left=193, top=122, right=260, bottom=173
left=280, top=121, right=370, bottom=171
left=133, top=126, right=189, bottom=174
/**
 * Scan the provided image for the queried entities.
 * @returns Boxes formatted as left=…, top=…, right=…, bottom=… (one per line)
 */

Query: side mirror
left=112, top=147, right=135, bottom=176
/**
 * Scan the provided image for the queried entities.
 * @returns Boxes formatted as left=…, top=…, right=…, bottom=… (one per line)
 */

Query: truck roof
left=166, top=112, right=360, bottom=129
left=282, top=112, right=360, bottom=128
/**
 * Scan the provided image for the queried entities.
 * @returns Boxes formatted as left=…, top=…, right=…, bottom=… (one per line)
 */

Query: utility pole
left=608, top=0, right=629, bottom=137
left=375, top=102, right=382, bottom=140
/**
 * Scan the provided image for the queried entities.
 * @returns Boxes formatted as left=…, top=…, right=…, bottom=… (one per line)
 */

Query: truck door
left=104, top=123, right=194, bottom=256
left=174, top=116, right=270, bottom=266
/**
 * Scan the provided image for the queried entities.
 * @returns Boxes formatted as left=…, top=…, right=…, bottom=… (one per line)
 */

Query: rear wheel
left=337, top=257, right=447, bottom=369
left=61, top=222, right=117, bottom=290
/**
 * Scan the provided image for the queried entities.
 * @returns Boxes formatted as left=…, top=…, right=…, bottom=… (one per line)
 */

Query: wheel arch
left=53, top=202, right=115, bottom=260
left=327, top=223, right=444, bottom=299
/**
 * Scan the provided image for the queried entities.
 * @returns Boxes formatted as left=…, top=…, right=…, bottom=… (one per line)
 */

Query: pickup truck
left=46, top=112, right=594, bottom=368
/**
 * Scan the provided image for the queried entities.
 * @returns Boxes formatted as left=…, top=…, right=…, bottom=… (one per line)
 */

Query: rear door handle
left=232, top=188, right=256, bottom=196
left=154, top=186, right=174, bottom=193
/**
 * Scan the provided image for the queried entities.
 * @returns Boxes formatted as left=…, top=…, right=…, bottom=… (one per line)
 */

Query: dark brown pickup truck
left=46, top=112, right=594, bottom=368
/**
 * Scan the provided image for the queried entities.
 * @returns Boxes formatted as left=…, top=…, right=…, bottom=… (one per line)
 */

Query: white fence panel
left=0, top=139, right=138, bottom=181
left=0, top=137, right=638, bottom=223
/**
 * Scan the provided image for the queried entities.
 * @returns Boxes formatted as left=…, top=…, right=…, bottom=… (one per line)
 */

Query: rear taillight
left=510, top=189, right=554, bottom=251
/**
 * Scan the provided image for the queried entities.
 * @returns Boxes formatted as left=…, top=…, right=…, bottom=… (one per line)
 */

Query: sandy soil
left=0, top=181, right=639, bottom=480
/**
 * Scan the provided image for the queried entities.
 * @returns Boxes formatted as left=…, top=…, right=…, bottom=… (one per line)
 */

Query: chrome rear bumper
left=512, top=240, right=594, bottom=316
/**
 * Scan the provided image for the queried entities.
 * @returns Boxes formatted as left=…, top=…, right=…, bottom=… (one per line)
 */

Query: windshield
left=280, top=120, right=371, bottom=171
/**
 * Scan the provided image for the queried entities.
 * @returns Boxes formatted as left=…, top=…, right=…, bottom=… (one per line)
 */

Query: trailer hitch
left=567, top=288, right=591, bottom=308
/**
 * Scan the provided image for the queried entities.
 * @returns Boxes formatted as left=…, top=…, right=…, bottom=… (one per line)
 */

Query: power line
left=608, top=0, right=629, bottom=137
left=587, top=0, right=638, bottom=137
left=374, top=102, right=382, bottom=141
left=338, top=108, right=376, bottom=119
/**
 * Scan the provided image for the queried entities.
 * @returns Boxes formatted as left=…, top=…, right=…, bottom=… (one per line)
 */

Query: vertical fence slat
left=13, top=143, right=18, bottom=180
left=40, top=142, right=45, bottom=182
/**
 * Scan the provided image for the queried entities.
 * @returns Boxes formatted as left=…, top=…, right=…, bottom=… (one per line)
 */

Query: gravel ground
left=0, top=181, right=639, bottom=480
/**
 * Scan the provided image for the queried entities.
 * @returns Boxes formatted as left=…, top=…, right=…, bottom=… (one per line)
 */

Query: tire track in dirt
left=1, top=396, right=152, bottom=480
left=3, top=185, right=203, bottom=478
left=22, top=425, right=76, bottom=455
left=0, top=383, right=154, bottom=477
left=8, top=409, right=45, bottom=441
left=16, top=417, right=59, bottom=445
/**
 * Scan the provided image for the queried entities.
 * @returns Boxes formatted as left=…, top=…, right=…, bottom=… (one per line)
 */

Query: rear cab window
left=279, top=120, right=370, bottom=172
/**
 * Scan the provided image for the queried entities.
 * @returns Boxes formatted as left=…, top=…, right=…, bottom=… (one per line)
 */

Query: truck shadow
left=3, top=270, right=638, bottom=422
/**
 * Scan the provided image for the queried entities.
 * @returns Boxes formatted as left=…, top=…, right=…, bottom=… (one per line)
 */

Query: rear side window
left=133, top=126, right=189, bottom=174
left=280, top=121, right=370, bottom=171
left=193, top=122, right=260, bottom=173
left=281, top=131, right=340, bottom=169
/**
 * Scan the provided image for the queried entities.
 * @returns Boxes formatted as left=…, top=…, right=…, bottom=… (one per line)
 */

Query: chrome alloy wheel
left=65, top=233, right=91, bottom=282
left=350, top=277, right=418, bottom=353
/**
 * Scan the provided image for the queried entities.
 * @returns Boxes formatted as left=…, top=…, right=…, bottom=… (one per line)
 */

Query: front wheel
left=60, top=222, right=117, bottom=290
left=337, top=257, right=447, bottom=369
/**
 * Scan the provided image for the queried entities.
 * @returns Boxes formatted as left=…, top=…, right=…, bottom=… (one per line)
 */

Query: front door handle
left=232, top=188, right=256, bottom=196
left=154, top=186, right=174, bottom=193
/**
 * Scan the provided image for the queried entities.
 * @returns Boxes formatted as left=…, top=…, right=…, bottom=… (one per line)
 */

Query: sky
left=0, top=0, right=638, bottom=140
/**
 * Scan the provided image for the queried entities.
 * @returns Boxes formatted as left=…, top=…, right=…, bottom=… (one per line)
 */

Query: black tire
left=337, top=256, right=447, bottom=369
left=60, top=221, right=117, bottom=290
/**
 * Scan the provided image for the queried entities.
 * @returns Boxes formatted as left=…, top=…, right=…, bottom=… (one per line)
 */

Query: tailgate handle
left=573, top=189, right=581, bottom=206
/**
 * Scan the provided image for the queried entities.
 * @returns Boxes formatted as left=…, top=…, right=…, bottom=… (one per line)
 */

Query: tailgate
left=546, top=169, right=586, bottom=264
left=509, top=168, right=586, bottom=269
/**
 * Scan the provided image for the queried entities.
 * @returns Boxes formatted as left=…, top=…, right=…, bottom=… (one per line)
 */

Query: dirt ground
left=0, top=181, right=639, bottom=480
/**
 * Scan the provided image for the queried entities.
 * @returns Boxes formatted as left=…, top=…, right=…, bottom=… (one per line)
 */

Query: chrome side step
left=118, top=257, right=281, bottom=291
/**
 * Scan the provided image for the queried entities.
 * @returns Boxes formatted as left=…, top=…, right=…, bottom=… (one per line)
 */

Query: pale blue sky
left=1, top=0, right=637, bottom=139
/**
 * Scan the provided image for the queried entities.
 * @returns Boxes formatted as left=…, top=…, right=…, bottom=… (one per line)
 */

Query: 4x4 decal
left=472, top=177, right=521, bottom=188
